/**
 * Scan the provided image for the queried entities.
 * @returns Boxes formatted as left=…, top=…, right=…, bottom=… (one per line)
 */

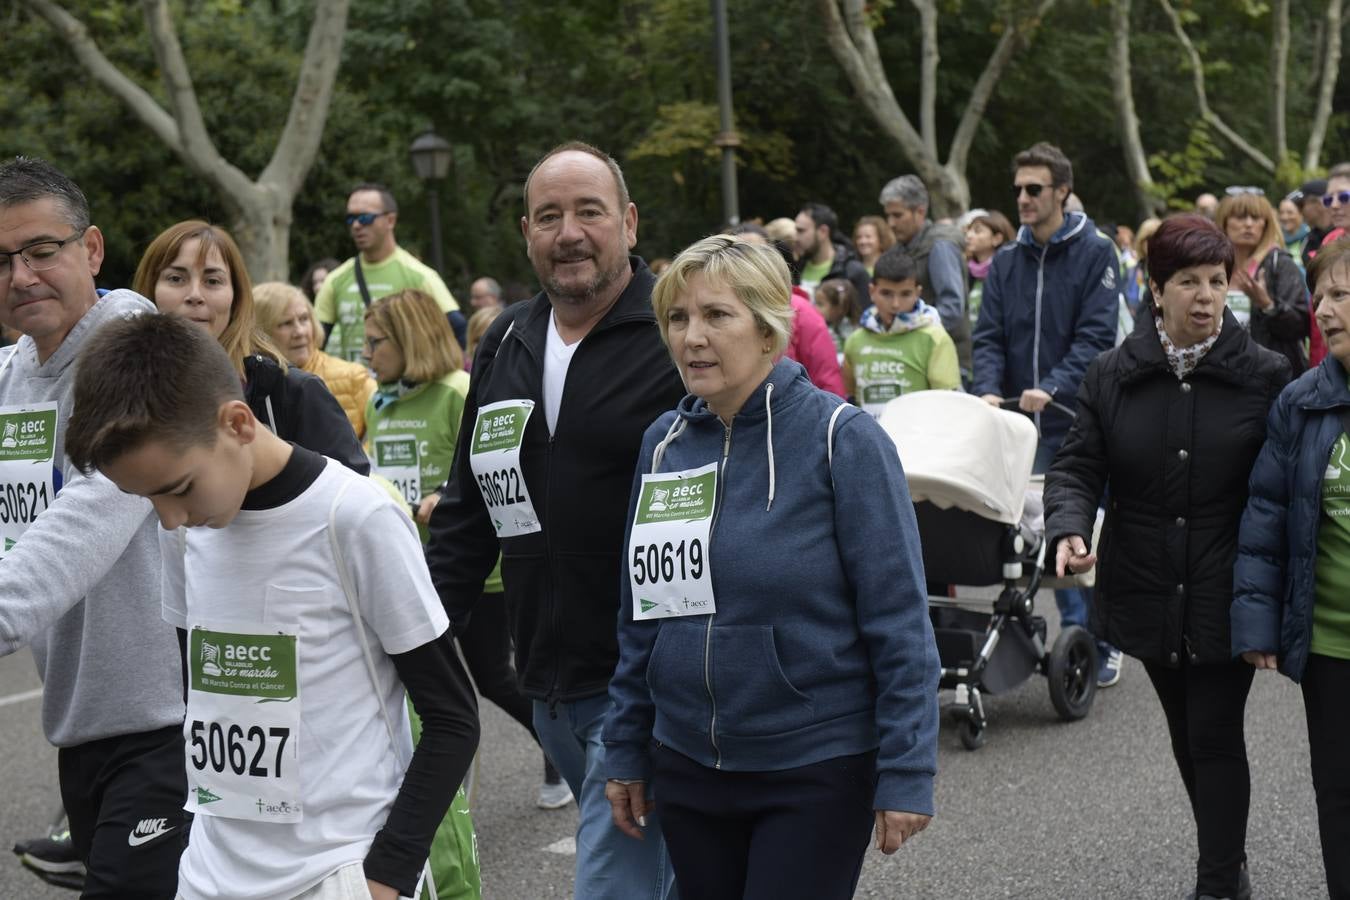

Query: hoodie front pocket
left=646, top=619, right=712, bottom=734
left=711, top=625, right=814, bottom=737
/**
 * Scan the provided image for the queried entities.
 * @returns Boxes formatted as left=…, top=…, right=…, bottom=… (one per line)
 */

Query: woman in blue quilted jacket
left=1233, top=236, right=1350, bottom=900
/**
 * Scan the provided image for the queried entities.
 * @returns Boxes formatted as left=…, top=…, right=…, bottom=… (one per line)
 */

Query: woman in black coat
left=1044, top=215, right=1290, bottom=900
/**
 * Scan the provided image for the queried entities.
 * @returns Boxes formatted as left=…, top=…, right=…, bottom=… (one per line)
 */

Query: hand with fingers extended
left=1055, top=534, right=1097, bottom=578
left=874, top=810, right=931, bottom=854
left=980, top=393, right=1003, bottom=407
left=605, top=779, right=652, bottom=841
left=1231, top=267, right=1273, bottom=312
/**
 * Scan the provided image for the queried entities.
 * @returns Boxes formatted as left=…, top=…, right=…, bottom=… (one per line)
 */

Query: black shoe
left=1185, top=862, right=1251, bottom=900
left=13, top=828, right=85, bottom=891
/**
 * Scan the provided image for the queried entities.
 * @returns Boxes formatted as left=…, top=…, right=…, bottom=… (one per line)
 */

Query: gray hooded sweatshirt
left=0, top=289, right=183, bottom=747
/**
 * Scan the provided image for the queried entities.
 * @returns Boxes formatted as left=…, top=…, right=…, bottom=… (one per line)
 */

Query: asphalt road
left=0, top=614, right=1327, bottom=900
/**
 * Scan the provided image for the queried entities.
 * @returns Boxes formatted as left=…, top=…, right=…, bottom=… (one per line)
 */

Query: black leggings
left=652, top=743, right=876, bottom=900
left=1303, top=653, right=1350, bottom=900
left=1143, top=658, right=1254, bottom=899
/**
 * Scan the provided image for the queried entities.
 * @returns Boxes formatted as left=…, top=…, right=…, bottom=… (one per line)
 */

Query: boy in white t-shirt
left=64, top=314, right=479, bottom=900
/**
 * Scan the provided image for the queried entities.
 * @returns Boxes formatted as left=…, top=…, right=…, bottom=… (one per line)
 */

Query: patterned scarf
left=860, top=299, right=944, bottom=335
left=372, top=379, right=419, bottom=410
left=1155, top=314, right=1222, bottom=381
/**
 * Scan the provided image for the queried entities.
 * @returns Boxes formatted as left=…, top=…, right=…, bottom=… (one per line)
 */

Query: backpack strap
left=353, top=257, right=374, bottom=308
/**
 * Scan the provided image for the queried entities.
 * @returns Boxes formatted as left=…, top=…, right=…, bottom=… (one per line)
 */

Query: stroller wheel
left=956, top=715, right=986, bottom=751
left=1047, top=625, right=1097, bottom=721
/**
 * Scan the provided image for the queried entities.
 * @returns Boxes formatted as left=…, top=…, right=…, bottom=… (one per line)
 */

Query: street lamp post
left=409, top=131, right=453, bottom=276
left=711, top=0, right=739, bottom=227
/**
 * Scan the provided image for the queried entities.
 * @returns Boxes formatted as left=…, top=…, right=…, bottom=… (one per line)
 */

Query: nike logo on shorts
left=127, top=818, right=175, bottom=848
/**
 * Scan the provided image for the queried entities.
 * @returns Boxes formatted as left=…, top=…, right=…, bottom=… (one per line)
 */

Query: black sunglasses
left=345, top=212, right=391, bottom=227
left=1321, top=191, right=1350, bottom=208
left=1013, top=183, right=1048, bottom=198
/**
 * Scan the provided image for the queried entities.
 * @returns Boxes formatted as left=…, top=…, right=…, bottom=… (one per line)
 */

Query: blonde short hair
left=651, top=235, right=793, bottom=357
left=365, top=289, right=463, bottom=383
left=252, top=282, right=309, bottom=337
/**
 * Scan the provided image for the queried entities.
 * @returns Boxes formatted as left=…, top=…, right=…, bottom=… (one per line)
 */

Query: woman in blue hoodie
left=601, top=235, right=940, bottom=900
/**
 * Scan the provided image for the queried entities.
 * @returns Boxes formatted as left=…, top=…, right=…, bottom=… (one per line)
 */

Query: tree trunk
left=1270, top=0, right=1290, bottom=167
left=1107, top=0, right=1160, bottom=220
left=818, top=0, right=1056, bottom=217
left=1304, top=0, right=1344, bottom=170
left=23, top=0, right=349, bottom=283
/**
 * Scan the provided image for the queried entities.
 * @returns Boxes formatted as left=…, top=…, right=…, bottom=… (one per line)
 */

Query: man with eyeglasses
left=314, top=182, right=463, bottom=364
left=971, top=141, right=1123, bottom=687
left=0, top=156, right=185, bottom=897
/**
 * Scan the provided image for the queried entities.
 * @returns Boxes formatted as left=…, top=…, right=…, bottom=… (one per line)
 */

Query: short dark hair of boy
left=66, top=314, right=244, bottom=476
left=1012, top=142, right=1074, bottom=192
left=872, top=246, right=919, bottom=284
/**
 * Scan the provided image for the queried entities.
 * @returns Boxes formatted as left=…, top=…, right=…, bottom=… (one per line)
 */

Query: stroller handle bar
left=995, top=396, right=1077, bottom=421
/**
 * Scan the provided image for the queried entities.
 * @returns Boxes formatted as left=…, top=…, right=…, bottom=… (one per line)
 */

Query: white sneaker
left=536, top=780, right=574, bottom=810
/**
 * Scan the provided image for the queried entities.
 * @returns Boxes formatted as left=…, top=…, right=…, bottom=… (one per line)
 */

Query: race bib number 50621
left=0, top=402, right=58, bottom=557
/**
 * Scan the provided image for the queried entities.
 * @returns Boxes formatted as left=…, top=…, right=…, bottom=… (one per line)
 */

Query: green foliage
left=5, top=0, right=1346, bottom=300
left=1147, top=122, right=1225, bottom=210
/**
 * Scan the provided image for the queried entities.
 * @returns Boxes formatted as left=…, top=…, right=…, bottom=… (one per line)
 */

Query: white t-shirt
left=162, top=459, right=449, bottom=900
left=543, top=310, right=581, bottom=435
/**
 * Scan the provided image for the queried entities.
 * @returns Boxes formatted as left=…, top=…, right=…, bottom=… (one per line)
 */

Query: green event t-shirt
left=1313, top=431, right=1350, bottom=659
left=314, top=246, right=459, bottom=364
left=799, top=258, right=832, bottom=294
left=842, top=323, right=960, bottom=418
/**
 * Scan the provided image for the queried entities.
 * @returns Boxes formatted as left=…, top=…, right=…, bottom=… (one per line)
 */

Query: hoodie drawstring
left=764, top=382, right=776, bottom=511
left=651, top=416, right=687, bottom=472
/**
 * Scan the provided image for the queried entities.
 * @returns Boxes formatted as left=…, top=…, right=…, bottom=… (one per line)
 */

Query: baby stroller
left=879, top=392, right=1097, bottom=750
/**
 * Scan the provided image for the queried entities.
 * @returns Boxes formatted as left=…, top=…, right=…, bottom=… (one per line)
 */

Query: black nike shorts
left=59, top=723, right=187, bottom=899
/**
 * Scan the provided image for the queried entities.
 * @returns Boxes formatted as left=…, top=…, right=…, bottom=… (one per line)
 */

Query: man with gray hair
left=0, top=156, right=184, bottom=896
left=468, top=275, right=505, bottom=311
left=879, top=175, right=972, bottom=379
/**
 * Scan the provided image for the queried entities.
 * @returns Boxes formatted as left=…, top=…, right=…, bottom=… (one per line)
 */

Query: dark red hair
left=1147, top=214, right=1235, bottom=301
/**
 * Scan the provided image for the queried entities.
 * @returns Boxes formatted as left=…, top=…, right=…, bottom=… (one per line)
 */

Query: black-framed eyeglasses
left=1225, top=185, right=1265, bottom=197
left=1322, top=191, right=1350, bottom=208
left=0, top=231, right=85, bottom=276
left=1013, top=183, right=1048, bottom=198
left=345, top=212, right=391, bottom=227
left=364, top=335, right=389, bottom=352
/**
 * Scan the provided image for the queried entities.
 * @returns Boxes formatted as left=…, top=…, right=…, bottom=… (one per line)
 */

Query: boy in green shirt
left=843, top=247, right=960, bottom=417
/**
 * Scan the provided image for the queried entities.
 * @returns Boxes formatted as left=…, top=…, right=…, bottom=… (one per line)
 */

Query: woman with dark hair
left=963, top=210, right=1015, bottom=327
left=1214, top=192, right=1310, bottom=375
left=1233, top=237, right=1350, bottom=900
left=1044, top=215, right=1290, bottom=900
left=135, top=221, right=367, bottom=474
left=300, top=257, right=341, bottom=302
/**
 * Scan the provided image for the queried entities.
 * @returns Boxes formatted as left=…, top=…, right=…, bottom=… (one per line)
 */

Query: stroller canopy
left=879, top=391, right=1039, bottom=526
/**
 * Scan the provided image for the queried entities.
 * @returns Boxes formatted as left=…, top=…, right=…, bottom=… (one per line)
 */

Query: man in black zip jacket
left=426, top=142, right=683, bottom=899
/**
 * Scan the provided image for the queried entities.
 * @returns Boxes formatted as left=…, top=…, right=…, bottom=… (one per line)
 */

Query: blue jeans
left=533, top=696, right=676, bottom=900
